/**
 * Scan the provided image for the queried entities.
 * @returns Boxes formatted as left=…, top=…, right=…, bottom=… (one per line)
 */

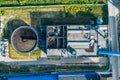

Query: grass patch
left=0, top=0, right=107, bottom=7
left=48, top=57, right=61, bottom=60
left=0, top=5, right=108, bottom=25
left=0, top=6, right=64, bottom=25
left=9, top=44, right=41, bottom=59
left=41, top=5, right=108, bottom=25
left=64, top=5, right=107, bottom=23
left=0, top=63, right=109, bottom=74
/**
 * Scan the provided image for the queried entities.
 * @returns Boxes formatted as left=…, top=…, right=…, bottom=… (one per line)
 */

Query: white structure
left=98, top=25, right=107, bottom=30
left=67, top=30, right=90, bottom=33
left=0, top=21, right=3, bottom=34
left=67, top=42, right=90, bottom=49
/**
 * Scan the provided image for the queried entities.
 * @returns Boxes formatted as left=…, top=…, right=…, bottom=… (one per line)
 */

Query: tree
left=17, top=0, right=27, bottom=5
left=1, top=10, right=6, bottom=16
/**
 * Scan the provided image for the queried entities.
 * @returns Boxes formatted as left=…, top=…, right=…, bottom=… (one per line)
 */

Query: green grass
left=0, top=63, right=109, bottom=74
left=0, top=0, right=107, bottom=6
left=64, top=5, right=103, bottom=17
left=41, top=5, right=108, bottom=25
left=9, top=44, right=41, bottom=59
left=0, top=0, right=19, bottom=6
left=48, top=57, right=61, bottom=60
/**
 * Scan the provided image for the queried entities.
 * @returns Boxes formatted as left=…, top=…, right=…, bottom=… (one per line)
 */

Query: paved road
left=1, top=57, right=107, bottom=66
left=108, top=0, right=119, bottom=80
left=113, top=0, right=120, bottom=78
left=119, top=57, right=120, bottom=78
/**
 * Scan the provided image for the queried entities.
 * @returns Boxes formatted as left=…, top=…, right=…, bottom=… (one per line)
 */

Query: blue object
left=99, top=50, right=120, bottom=56
left=8, top=74, right=58, bottom=80
left=94, top=26, right=99, bottom=30
left=96, top=18, right=103, bottom=25
left=6, top=71, right=99, bottom=80
left=59, top=71, right=99, bottom=80
left=59, top=71, right=96, bottom=75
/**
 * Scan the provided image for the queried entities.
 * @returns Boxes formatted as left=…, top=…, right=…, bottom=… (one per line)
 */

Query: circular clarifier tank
left=11, top=26, right=38, bottom=53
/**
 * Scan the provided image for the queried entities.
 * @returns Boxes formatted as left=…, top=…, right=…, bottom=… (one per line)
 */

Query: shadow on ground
left=3, top=19, right=28, bottom=43
left=40, top=11, right=97, bottom=25
left=102, top=5, right=108, bottom=24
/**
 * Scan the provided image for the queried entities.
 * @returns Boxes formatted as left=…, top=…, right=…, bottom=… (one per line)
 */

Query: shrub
left=83, top=0, right=89, bottom=4
left=17, top=0, right=27, bottom=5
left=61, top=0, right=69, bottom=4
left=0, top=10, right=6, bottom=16
left=65, top=6, right=92, bottom=15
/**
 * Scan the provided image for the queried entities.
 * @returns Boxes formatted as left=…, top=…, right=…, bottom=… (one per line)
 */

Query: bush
left=0, top=10, right=6, bottom=16
left=65, top=6, right=92, bottom=15
left=17, top=0, right=27, bottom=5
left=83, top=0, right=89, bottom=4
